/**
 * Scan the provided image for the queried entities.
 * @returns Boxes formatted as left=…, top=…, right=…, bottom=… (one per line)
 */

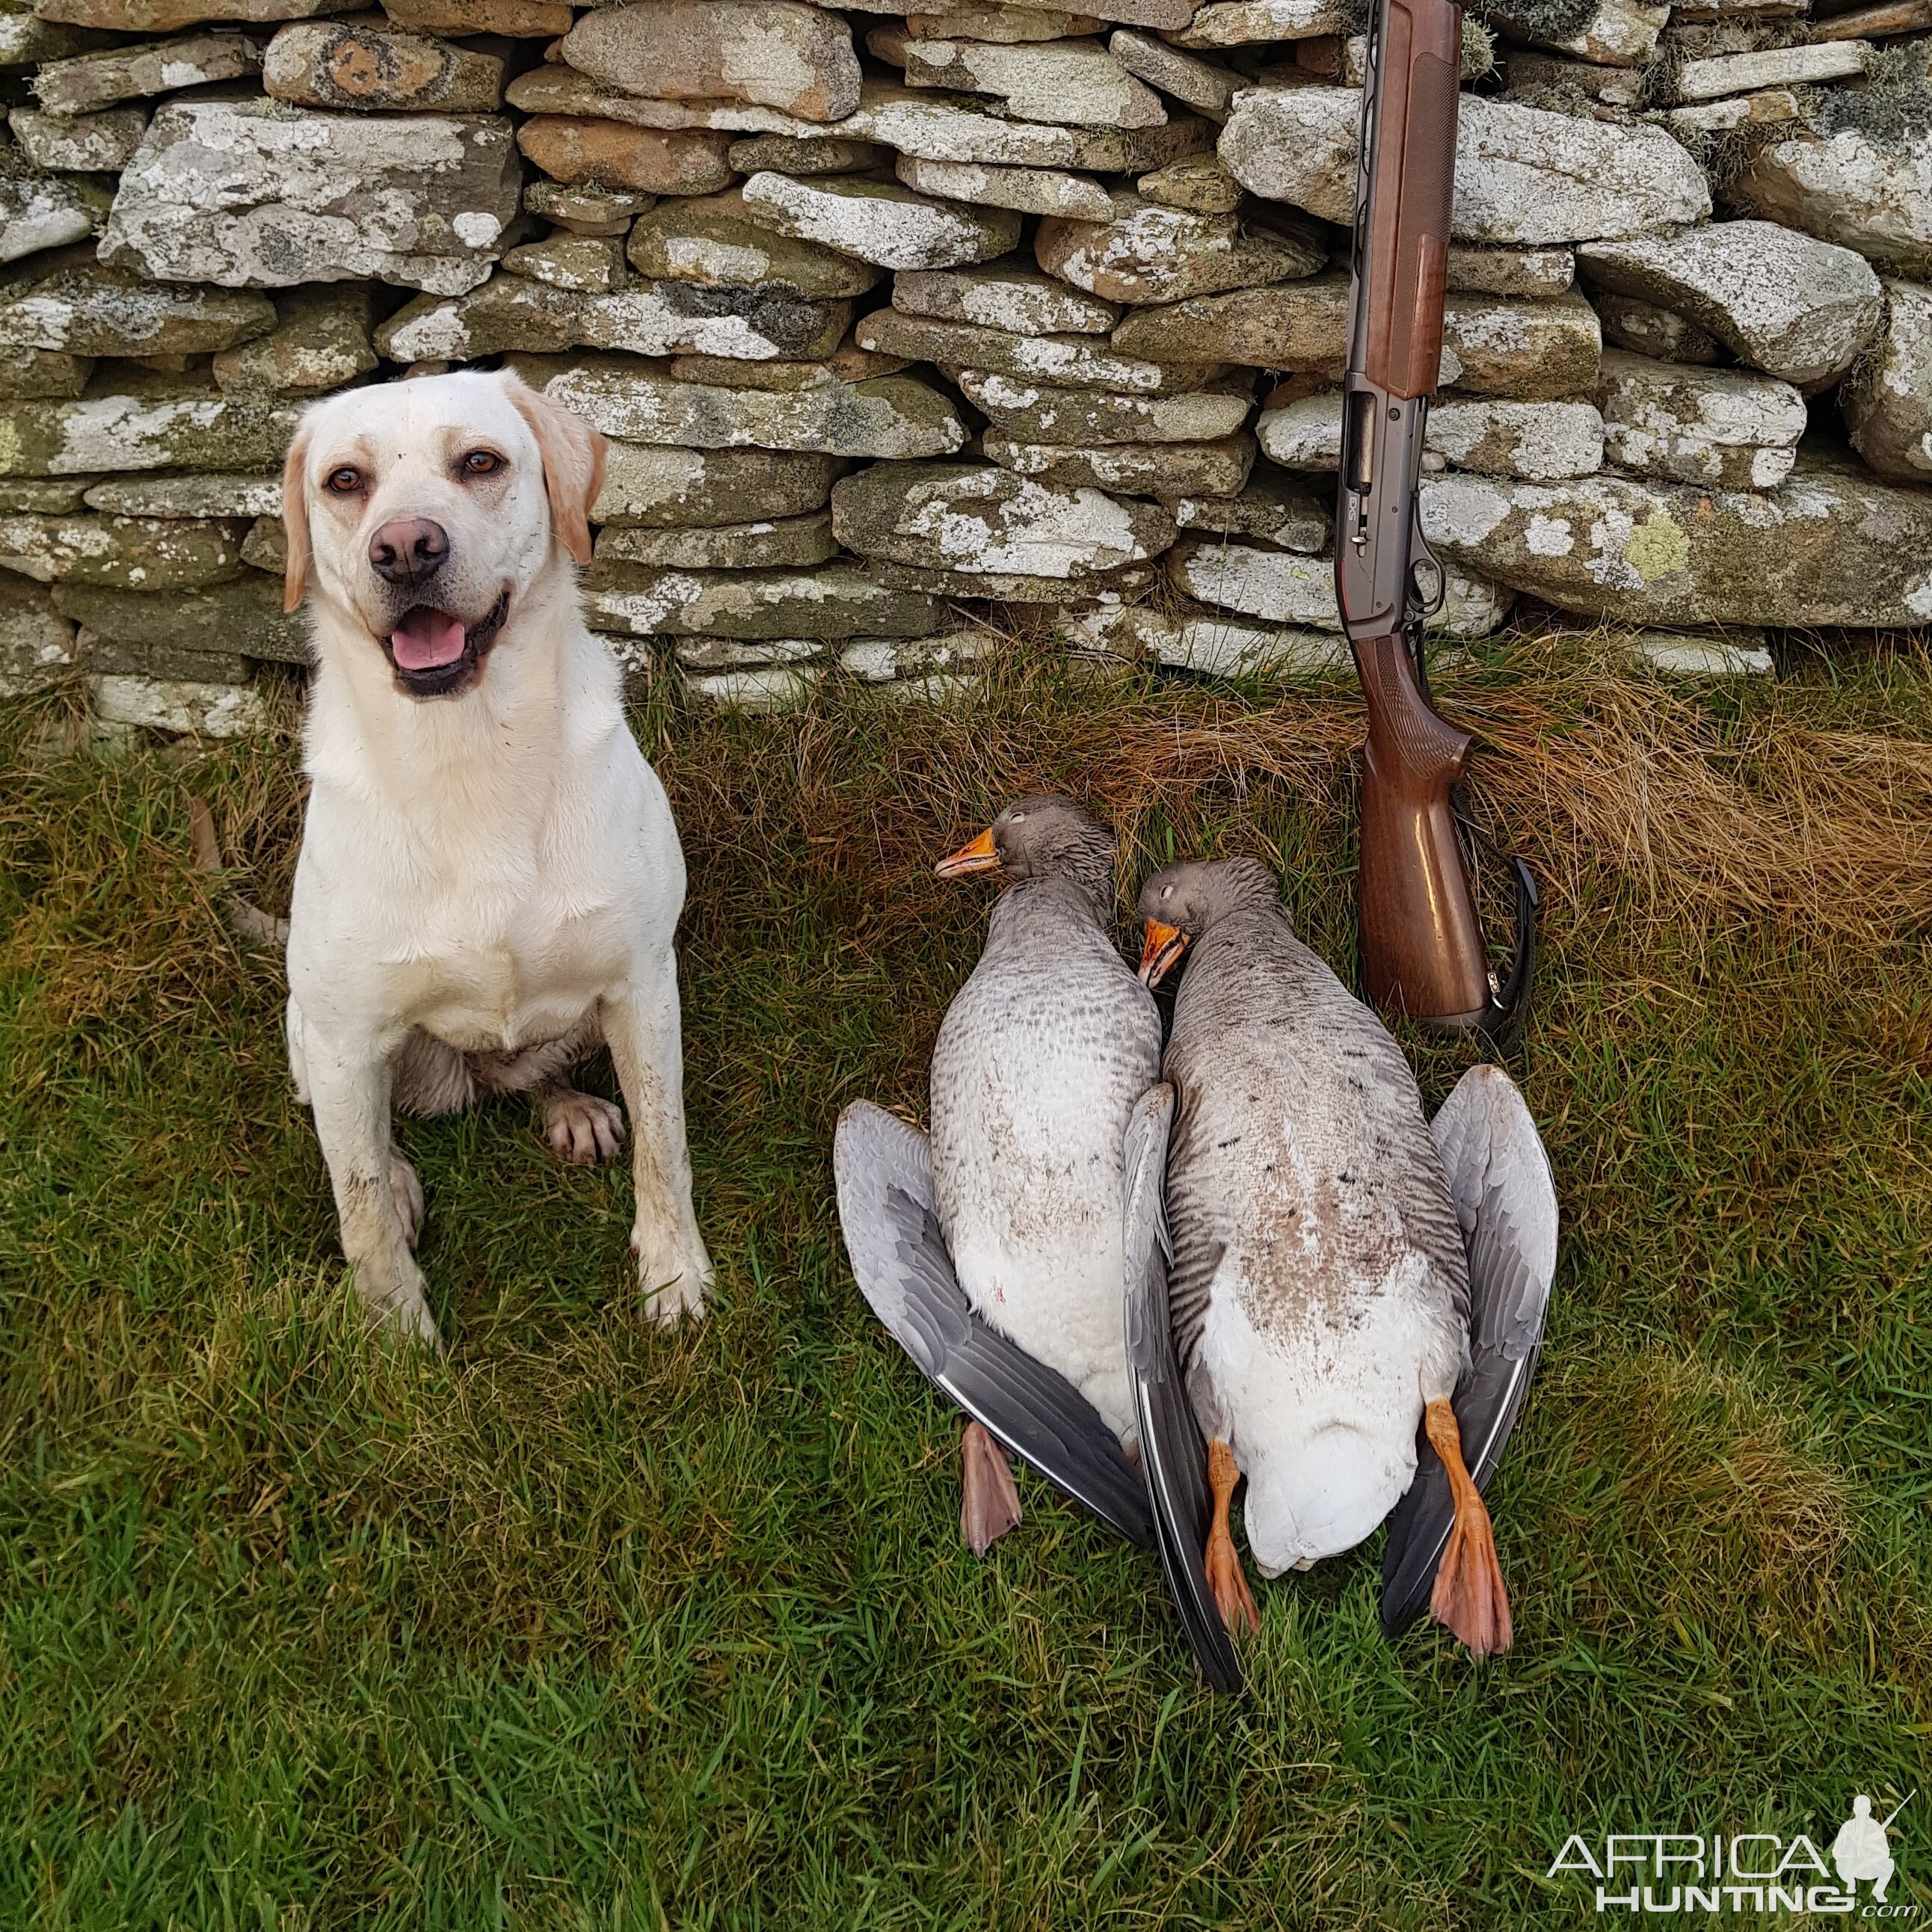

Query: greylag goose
left=834, top=796, right=1158, bottom=1554
left=1125, top=857, right=1556, bottom=1690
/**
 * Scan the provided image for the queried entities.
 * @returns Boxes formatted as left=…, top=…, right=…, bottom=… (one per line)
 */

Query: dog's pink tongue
left=390, top=609, right=466, bottom=671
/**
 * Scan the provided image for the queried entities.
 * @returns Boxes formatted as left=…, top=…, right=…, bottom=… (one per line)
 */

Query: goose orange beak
left=935, top=827, right=999, bottom=879
left=1139, top=919, right=1190, bottom=987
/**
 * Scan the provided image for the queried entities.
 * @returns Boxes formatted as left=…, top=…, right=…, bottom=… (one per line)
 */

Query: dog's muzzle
left=381, top=589, right=511, bottom=699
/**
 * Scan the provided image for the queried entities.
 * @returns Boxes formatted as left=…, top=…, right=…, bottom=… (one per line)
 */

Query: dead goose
left=1125, top=857, right=1556, bottom=1690
left=834, top=797, right=1157, bottom=1554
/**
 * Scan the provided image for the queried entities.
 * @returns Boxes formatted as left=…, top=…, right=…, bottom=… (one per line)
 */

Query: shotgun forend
left=1336, top=0, right=1535, bottom=1041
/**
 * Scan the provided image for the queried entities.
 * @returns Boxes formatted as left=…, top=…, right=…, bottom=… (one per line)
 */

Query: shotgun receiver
left=1336, top=0, right=1533, bottom=1043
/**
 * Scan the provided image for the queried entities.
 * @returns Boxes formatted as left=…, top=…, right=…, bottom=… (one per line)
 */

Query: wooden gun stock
left=1354, top=633, right=1493, bottom=1025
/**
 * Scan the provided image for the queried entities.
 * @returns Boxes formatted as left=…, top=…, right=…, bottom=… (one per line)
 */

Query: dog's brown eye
left=461, top=449, right=502, bottom=477
left=325, top=466, right=363, bottom=494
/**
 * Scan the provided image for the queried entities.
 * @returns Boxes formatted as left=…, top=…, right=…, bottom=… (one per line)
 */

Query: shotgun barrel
left=1335, top=0, right=1533, bottom=1041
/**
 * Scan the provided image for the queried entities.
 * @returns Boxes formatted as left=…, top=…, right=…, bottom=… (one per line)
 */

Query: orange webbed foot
left=1205, top=1437, right=1261, bottom=1636
left=960, top=1419, right=1022, bottom=1557
left=1424, top=1397, right=1514, bottom=1659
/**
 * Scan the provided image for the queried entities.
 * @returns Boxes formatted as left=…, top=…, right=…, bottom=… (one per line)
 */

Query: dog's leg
left=535, top=1077, right=627, bottom=1165
left=301, top=1027, right=442, bottom=1349
left=601, top=960, right=712, bottom=1327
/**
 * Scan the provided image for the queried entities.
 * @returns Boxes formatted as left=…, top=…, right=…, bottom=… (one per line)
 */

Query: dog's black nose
left=368, top=518, right=449, bottom=587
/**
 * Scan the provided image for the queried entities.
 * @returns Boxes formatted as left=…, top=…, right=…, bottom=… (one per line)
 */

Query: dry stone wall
left=0, top=0, right=1928, bottom=725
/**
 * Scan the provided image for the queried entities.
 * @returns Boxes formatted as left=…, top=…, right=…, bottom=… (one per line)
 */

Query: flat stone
left=867, top=556, right=1155, bottom=600
left=584, top=561, right=941, bottom=636
left=1578, top=223, right=1883, bottom=384
left=1258, top=388, right=1604, bottom=479
left=629, top=191, right=885, bottom=300
left=1503, top=50, right=1645, bottom=105
left=0, top=162, right=108, bottom=266
left=211, top=283, right=375, bottom=395
left=905, top=6, right=1107, bottom=40
left=1109, top=30, right=1240, bottom=120
left=594, top=443, right=846, bottom=526
left=9, top=105, right=147, bottom=172
left=1627, top=630, right=1771, bottom=676
left=0, top=257, right=276, bottom=358
left=1169, top=538, right=1511, bottom=634
left=895, top=156, right=1115, bottom=222
left=1845, top=278, right=1932, bottom=482
left=1594, top=290, right=1724, bottom=364
left=83, top=472, right=281, bottom=516
left=597, top=511, right=838, bottom=570
left=1732, top=127, right=1932, bottom=280
left=1036, top=193, right=1324, bottom=304
left=511, top=352, right=967, bottom=457
left=102, top=99, right=521, bottom=297
left=1676, top=42, right=1867, bottom=102
left=831, top=458, right=1173, bottom=577
left=1420, top=460, right=1932, bottom=626
left=674, top=636, right=823, bottom=668
left=0, top=14, right=120, bottom=69
left=502, top=232, right=629, bottom=293
left=0, top=511, right=247, bottom=588
left=81, top=627, right=256, bottom=683
left=1596, top=348, right=1806, bottom=488
left=262, top=19, right=505, bottom=111
left=1071, top=603, right=1347, bottom=677
left=1667, top=87, right=1798, bottom=135
left=668, top=339, right=906, bottom=387
left=739, top=171, right=1021, bottom=271
left=1116, top=275, right=1600, bottom=396
left=728, top=134, right=888, bottom=175
left=0, top=476, right=93, bottom=508
left=379, top=274, right=852, bottom=362
left=857, top=304, right=1217, bottom=390
left=1163, top=470, right=1329, bottom=550
left=560, top=1, right=862, bottom=123
left=36, top=0, right=336, bottom=28
left=0, top=574, right=76, bottom=695
left=899, top=36, right=1165, bottom=127
left=893, top=262, right=1119, bottom=336
left=523, top=179, right=653, bottom=236
left=983, top=431, right=1254, bottom=494
left=34, top=30, right=263, bottom=114
left=239, top=513, right=282, bottom=573
left=505, top=66, right=710, bottom=130
left=384, top=0, right=570, bottom=33
left=0, top=383, right=299, bottom=475
left=1136, top=154, right=1242, bottom=212
left=1483, top=0, right=1667, bottom=64
left=1221, top=87, right=1709, bottom=245
left=1170, top=0, right=1344, bottom=43
left=1448, top=244, right=1574, bottom=299
left=957, top=365, right=1253, bottom=441
left=840, top=628, right=992, bottom=680
left=518, top=120, right=735, bottom=197
left=0, top=354, right=93, bottom=401
left=91, top=674, right=267, bottom=739
left=55, top=571, right=308, bottom=661
left=686, top=664, right=825, bottom=711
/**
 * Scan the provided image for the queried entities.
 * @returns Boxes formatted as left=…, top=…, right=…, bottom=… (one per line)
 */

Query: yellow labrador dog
left=280, top=369, right=712, bottom=1347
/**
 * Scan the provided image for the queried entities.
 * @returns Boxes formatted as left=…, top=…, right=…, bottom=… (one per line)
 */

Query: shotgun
left=1335, top=0, right=1534, bottom=1045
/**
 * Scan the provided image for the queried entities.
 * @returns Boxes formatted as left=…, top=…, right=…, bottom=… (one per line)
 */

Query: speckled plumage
left=929, top=799, right=1161, bottom=1445
left=1151, top=858, right=1471, bottom=1575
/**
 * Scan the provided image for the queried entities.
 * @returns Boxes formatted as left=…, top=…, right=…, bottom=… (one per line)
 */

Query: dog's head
left=282, top=369, right=607, bottom=701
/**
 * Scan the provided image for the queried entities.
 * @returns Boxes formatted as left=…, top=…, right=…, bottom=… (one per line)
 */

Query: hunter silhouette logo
left=1549, top=1791, right=1918, bottom=1916
left=1835, top=1794, right=1912, bottom=1904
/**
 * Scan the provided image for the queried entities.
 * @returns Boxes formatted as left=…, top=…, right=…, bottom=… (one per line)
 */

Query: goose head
left=1136, top=856, right=1283, bottom=987
left=935, top=796, right=1116, bottom=906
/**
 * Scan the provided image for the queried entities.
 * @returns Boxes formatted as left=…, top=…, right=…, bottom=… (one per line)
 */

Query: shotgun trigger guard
left=1406, top=498, right=1446, bottom=622
left=1448, top=785, right=1537, bottom=1056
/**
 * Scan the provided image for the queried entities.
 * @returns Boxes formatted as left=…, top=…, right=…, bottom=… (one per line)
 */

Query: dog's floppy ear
left=503, top=371, right=606, bottom=567
left=280, top=421, right=313, bottom=615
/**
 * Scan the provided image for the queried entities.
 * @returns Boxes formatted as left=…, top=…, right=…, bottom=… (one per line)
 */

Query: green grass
left=1, top=639, right=1928, bottom=1928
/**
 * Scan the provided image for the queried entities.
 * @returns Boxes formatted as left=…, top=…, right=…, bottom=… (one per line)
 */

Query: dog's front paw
left=544, top=1088, right=626, bottom=1165
left=351, top=1251, right=444, bottom=1354
left=633, top=1223, right=712, bottom=1328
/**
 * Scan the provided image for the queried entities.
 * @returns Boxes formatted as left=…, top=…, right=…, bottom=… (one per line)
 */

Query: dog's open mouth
left=381, top=590, right=510, bottom=698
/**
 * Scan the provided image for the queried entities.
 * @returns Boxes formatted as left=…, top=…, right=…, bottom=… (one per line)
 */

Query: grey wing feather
left=1123, top=1085, right=1243, bottom=1695
left=1382, top=1065, right=1559, bottom=1638
left=834, top=1101, right=1151, bottom=1546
